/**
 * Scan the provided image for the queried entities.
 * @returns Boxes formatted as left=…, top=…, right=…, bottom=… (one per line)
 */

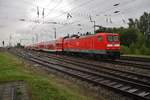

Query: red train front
left=63, top=33, right=120, bottom=58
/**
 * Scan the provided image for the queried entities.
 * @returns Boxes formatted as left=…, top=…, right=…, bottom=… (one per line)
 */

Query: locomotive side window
left=98, top=36, right=102, bottom=41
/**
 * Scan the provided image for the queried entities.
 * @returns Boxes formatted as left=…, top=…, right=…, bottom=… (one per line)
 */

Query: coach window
left=98, top=36, right=102, bottom=42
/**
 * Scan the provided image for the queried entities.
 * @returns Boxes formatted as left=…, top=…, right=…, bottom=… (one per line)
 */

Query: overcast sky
left=0, top=0, right=150, bottom=46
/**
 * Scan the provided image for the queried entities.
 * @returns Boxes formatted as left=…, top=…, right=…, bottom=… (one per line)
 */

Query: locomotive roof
left=64, top=33, right=119, bottom=40
left=96, top=33, right=119, bottom=35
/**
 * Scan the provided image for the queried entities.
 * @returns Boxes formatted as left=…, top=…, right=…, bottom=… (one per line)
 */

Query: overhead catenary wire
left=56, top=0, right=139, bottom=31
left=39, top=2, right=111, bottom=31
left=15, top=0, right=127, bottom=23
left=45, top=0, right=97, bottom=21
left=23, top=0, right=139, bottom=39
left=26, top=0, right=56, bottom=38
left=44, top=0, right=63, bottom=18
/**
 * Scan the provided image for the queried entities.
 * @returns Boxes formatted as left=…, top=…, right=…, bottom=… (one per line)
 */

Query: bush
left=121, top=44, right=150, bottom=55
left=121, top=45, right=130, bottom=54
left=140, top=44, right=150, bottom=55
left=120, top=28, right=139, bottom=47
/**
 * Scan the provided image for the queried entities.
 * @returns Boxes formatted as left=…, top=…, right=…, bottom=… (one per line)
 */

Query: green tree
left=120, top=28, right=138, bottom=47
left=139, top=12, right=150, bottom=33
left=128, top=18, right=135, bottom=28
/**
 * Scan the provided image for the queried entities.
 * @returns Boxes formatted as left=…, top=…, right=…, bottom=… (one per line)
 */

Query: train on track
left=25, top=33, right=120, bottom=59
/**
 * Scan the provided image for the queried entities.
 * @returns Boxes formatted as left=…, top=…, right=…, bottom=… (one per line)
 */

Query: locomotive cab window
left=107, top=35, right=119, bottom=42
left=98, top=36, right=102, bottom=41
left=107, top=36, right=113, bottom=42
left=114, top=36, right=119, bottom=41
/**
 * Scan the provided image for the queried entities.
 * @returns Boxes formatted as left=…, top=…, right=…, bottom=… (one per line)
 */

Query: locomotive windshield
left=114, top=36, right=119, bottom=41
left=107, top=35, right=119, bottom=42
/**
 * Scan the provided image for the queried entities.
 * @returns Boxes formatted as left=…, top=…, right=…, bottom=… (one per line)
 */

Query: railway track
left=107, top=59, right=150, bottom=70
left=102, top=55, right=150, bottom=70
left=29, top=49, right=150, bottom=70
left=23, top=49, right=150, bottom=70
left=28, top=51, right=150, bottom=87
left=37, top=50, right=150, bottom=70
left=43, top=54, right=150, bottom=86
left=11, top=49, right=150, bottom=100
left=21, top=50, right=150, bottom=88
left=61, top=53, right=150, bottom=70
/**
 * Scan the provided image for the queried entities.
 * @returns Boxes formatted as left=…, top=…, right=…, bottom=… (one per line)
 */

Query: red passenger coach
left=35, top=38, right=64, bottom=52
left=42, top=41, right=56, bottom=52
left=63, top=33, right=120, bottom=58
left=55, top=38, right=64, bottom=52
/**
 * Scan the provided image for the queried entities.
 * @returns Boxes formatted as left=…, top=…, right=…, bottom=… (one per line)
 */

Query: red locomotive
left=26, top=33, right=120, bottom=59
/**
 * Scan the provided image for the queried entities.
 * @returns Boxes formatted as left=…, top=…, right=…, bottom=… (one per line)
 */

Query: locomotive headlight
left=107, top=44, right=113, bottom=47
left=114, top=44, right=120, bottom=47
